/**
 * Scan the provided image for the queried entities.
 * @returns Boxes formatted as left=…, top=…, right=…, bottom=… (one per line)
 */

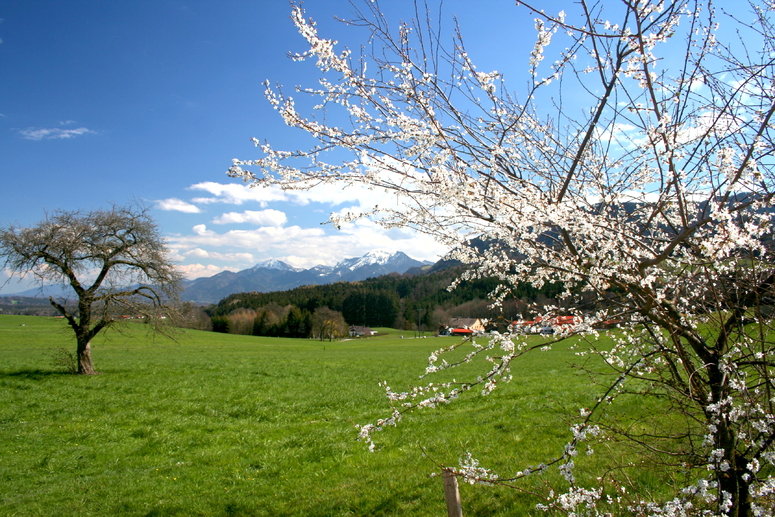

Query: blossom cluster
left=234, top=0, right=775, bottom=513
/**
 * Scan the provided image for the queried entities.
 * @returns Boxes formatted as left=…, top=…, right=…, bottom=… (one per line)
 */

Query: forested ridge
left=206, top=263, right=565, bottom=336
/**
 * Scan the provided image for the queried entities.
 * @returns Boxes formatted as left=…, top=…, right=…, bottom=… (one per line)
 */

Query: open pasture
left=0, top=316, right=673, bottom=515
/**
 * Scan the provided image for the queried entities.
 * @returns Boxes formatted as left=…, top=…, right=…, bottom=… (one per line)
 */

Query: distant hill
left=207, top=256, right=562, bottom=332
left=0, top=250, right=431, bottom=306
left=181, top=250, right=430, bottom=304
left=0, top=296, right=69, bottom=316
left=4, top=284, right=74, bottom=300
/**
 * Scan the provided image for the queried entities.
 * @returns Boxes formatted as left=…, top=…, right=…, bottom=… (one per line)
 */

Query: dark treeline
left=207, top=265, right=565, bottom=337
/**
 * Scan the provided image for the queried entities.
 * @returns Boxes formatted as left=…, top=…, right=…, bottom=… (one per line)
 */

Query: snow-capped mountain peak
left=182, top=250, right=429, bottom=303
left=252, top=259, right=300, bottom=272
left=338, top=249, right=395, bottom=271
left=362, top=249, right=394, bottom=265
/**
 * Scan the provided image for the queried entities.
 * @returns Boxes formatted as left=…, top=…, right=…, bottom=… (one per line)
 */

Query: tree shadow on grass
left=0, top=369, right=81, bottom=380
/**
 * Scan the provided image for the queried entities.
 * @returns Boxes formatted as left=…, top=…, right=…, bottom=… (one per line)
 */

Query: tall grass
left=0, top=316, right=675, bottom=515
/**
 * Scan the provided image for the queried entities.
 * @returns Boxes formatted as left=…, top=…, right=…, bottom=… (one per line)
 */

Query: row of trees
left=212, top=304, right=349, bottom=340
left=211, top=263, right=566, bottom=332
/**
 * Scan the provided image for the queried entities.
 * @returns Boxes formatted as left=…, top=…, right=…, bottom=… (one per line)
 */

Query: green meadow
left=0, top=315, right=676, bottom=516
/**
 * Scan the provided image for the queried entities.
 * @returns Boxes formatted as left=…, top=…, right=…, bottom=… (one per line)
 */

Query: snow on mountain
left=181, top=251, right=430, bottom=303
left=338, top=249, right=394, bottom=271
left=310, top=264, right=335, bottom=277
left=252, top=259, right=301, bottom=272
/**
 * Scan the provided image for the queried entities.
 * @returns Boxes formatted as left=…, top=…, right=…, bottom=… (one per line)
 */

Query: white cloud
left=188, top=180, right=397, bottom=211
left=592, top=121, right=640, bottom=150
left=19, top=126, right=96, bottom=141
left=332, top=218, right=448, bottom=262
left=189, top=181, right=288, bottom=206
left=676, top=110, right=741, bottom=145
left=0, top=269, right=38, bottom=295
left=167, top=178, right=449, bottom=280
left=185, top=248, right=212, bottom=259
left=156, top=198, right=201, bottom=213
left=212, top=209, right=287, bottom=226
left=176, top=263, right=238, bottom=279
left=192, top=224, right=213, bottom=236
left=182, top=248, right=255, bottom=263
left=172, top=224, right=324, bottom=252
left=167, top=218, right=447, bottom=275
left=285, top=181, right=378, bottom=206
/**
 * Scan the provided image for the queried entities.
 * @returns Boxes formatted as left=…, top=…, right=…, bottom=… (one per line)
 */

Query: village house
left=349, top=325, right=377, bottom=337
left=443, top=317, right=486, bottom=336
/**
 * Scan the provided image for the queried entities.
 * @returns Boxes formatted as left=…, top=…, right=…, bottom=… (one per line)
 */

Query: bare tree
left=231, top=1, right=775, bottom=514
left=0, top=206, right=181, bottom=374
left=311, top=306, right=348, bottom=341
left=176, top=302, right=213, bottom=331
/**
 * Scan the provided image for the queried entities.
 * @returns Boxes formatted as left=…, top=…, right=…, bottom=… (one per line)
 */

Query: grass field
left=0, top=315, right=675, bottom=516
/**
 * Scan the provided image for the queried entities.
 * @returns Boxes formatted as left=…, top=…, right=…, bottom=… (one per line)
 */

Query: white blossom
left=237, top=1, right=775, bottom=513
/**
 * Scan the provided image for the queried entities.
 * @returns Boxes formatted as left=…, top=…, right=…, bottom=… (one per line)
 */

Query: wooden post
left=442, top=469, right=463, bottom=517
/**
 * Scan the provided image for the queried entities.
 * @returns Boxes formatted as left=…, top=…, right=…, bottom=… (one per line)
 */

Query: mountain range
left=183, top=250, right=430, bottom=303
left=2, top=250, right=431, bottom=305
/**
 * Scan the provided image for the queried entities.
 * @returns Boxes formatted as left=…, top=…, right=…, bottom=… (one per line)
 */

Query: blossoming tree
left=230, top=0, right=775, bottom=514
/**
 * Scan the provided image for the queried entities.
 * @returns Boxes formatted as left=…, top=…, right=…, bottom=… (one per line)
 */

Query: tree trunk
left=715, top=432, right=752, bottom=516
left=734, top=455, right=753, bottom=517
left=718, top=471, right=751, bottom=516
left=76, top=339, right=97, bottom=375
left=717, top=453, right=753, bottom=517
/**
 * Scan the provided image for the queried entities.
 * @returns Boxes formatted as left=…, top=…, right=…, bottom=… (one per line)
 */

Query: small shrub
left=50, top=347, right=78, bottom=374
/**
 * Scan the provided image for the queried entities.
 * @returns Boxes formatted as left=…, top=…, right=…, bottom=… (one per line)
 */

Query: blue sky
left=0, top=0, right=543, bottom=294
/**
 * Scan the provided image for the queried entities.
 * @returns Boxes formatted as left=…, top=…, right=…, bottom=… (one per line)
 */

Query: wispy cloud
left=188, top=180, right=393, bottom=209
left=183, top=249, right=256, bottom=262
left=175, top=263, right=238, bottom=280
left=18, top=126, right=96, bottom=141
left=189, top=181, right=288, bottom=206
left=167, top=181, right=449, bottom=280
left=0, top=268, right=40, bottom=295
left=212, top=209, right=287, bottom=226
left=156, top=198, right=201, bottom=213
left=167, top=219, right=447, bottom=279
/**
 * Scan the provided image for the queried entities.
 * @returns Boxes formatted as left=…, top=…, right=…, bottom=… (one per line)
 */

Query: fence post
left=442, top=468, right=463, bottom=517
